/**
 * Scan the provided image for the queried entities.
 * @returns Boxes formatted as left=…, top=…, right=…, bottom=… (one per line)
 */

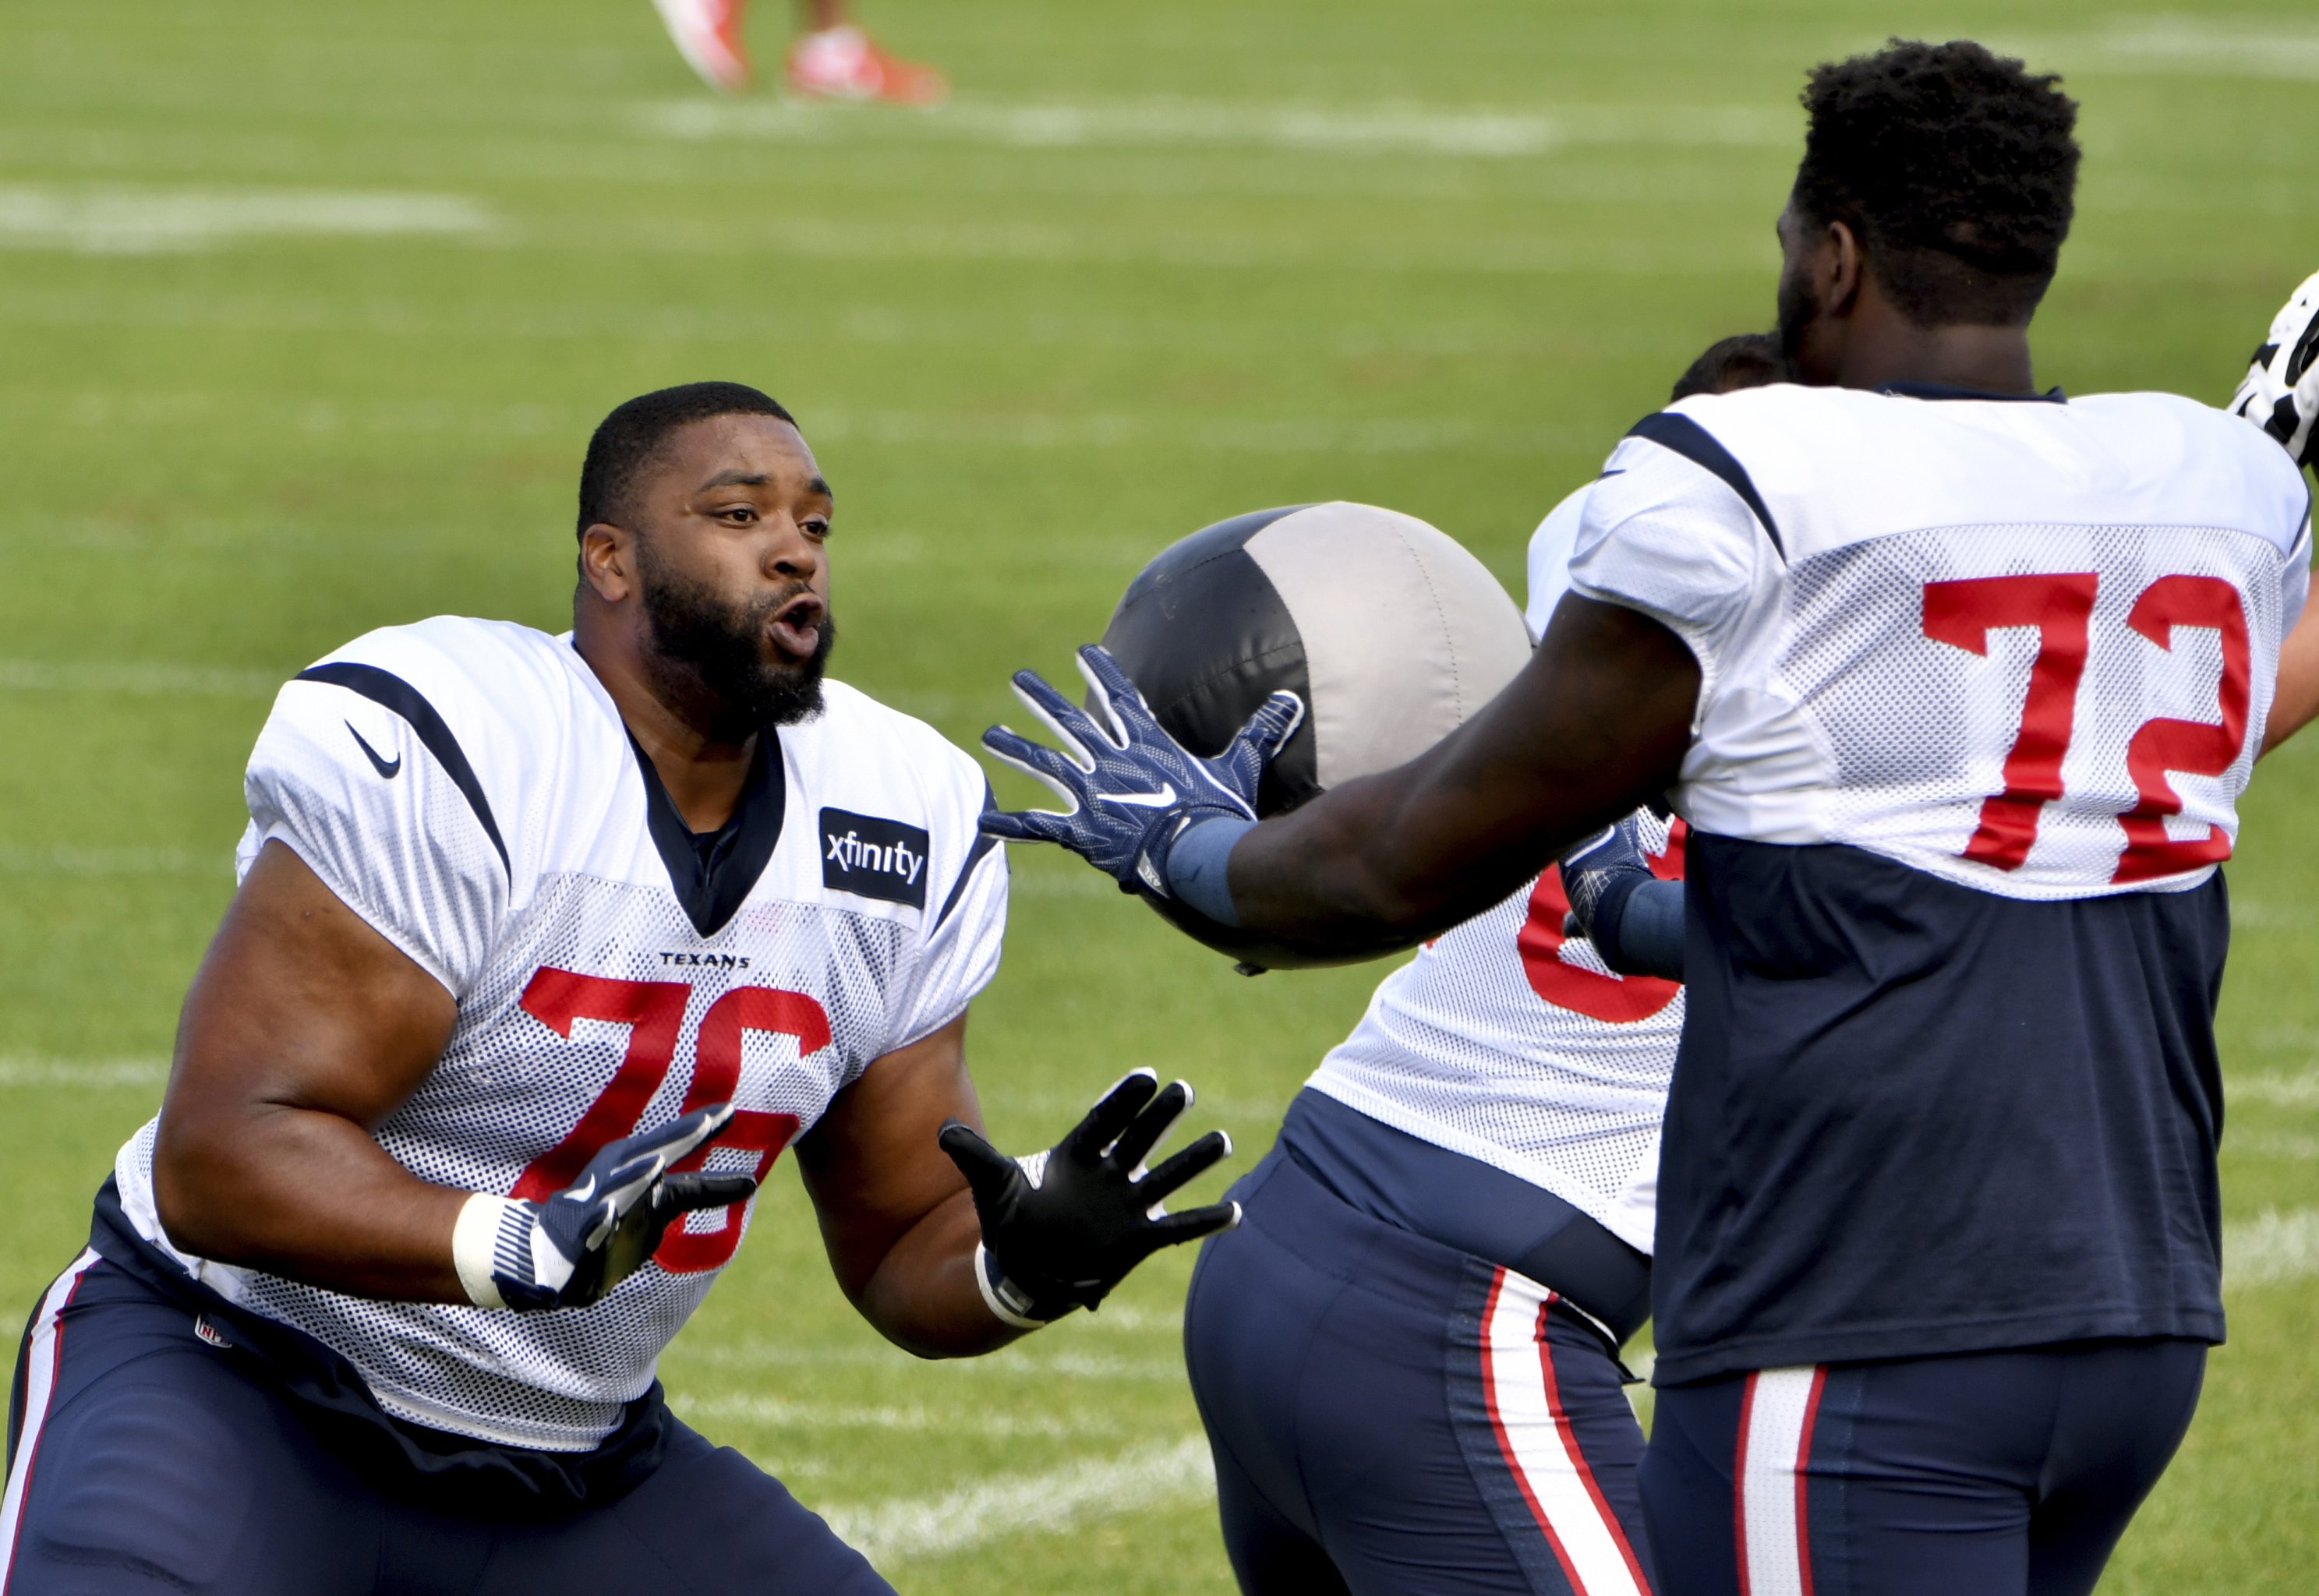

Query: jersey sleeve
left=242, top=675, right=511, bottom=997
left=1564, top=422, right=1776, bottom=701
left=880, top=771, right=1009, bottom=1055
left=2284, top=495, right=2313, bottom=631
left=1523, top=485, right=1591, bottom=641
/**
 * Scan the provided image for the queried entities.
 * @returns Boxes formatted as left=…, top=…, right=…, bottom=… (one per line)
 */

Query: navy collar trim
left=628, top=730, right=786, bottom=937
left=1878, top=380, right=2066, bottom=404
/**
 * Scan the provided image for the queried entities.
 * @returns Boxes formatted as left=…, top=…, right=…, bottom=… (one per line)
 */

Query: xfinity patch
left=820, top=808, right=931, bottom=909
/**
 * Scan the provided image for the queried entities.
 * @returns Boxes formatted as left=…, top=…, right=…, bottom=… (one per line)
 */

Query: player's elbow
left=150, top=1100, right=272, bottom=1263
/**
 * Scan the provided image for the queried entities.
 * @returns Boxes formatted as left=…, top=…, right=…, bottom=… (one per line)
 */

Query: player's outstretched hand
left=470, top=1104, right=758, bottom=1312
left=939, top=1069, right=1239, bottom=1327
left=980, top=644, right=1303, bottom=895
left=2231, top=269, right=2319, bottom=468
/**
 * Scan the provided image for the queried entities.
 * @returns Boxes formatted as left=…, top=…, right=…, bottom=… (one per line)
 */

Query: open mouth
left=766, top=591, right=825, bottom=661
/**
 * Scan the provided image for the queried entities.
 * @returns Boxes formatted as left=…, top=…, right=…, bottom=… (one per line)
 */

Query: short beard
left=635, top=541, right=835, bottom=737
left=1775, top=260, right=1817, bottom=366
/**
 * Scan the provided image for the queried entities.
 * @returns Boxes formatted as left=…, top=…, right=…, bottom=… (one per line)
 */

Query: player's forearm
left=2261, top=595, right=2319, bottom=755
left=152, top=1102, right=471, bottom=1301
left=846, top=1188, right=1026, bottom=1358
left=1222, top=600, right=1701, bottom=948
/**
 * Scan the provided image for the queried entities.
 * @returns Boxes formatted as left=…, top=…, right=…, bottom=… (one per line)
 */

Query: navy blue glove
left=1558, top=816, right=1665, bottom=978
left=454, top=1103, right=757, bottom=1312
left=980, top=644, right=1303, bottom=897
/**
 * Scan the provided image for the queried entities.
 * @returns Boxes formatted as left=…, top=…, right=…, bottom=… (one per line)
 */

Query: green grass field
left=2, top=1, right=2316, bottom=1588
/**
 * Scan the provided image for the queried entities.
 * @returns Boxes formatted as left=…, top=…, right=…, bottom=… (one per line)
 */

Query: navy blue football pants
left=1640, top=1340, right=2206, bottom=1596
left=1185, top=1148, right=1657, bottom=1596
left=0, top=1253, right=893, bottom=1595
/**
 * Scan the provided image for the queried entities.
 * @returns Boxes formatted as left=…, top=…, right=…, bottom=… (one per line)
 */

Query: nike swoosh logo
left=1099, top=784, right=1179, bottom=808
left=566, top=1176, right=596, bottom=1204
left=346, top=722, right=401, bottom=779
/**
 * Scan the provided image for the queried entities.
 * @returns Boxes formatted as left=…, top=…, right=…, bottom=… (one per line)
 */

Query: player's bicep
left=1232, top=595, right=1699, bottom=941
left=795, top=1012, right=979, bottom=1300
left=168, top=840, right=456, bottom=1128
left=2263, top=581, right=2319, bottom=755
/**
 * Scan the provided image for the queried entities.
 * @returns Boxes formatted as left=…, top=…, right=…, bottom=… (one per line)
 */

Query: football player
left=1181, top=334, right=1783, bottom=1596
left=983, top=41, right=2309, bottom=1596
left=651, top=0, right=945, bottom=101
left=0, top=382, right=1235, bottom=1594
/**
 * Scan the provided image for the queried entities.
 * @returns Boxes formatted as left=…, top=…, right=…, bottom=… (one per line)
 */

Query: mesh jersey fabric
left=111, top=617, right=1008, bottom=1451
left=1306, top=814, right=1681, bottom=1256
left=1568, top=385, right=2312, bottom=899
left=1563, top=385, right=2306, bottom=1379
left=1307, top=481, right=1682, bottom=1256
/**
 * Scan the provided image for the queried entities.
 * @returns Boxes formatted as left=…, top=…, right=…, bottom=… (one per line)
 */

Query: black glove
left=939, top=1070, right=1239, bottom=1326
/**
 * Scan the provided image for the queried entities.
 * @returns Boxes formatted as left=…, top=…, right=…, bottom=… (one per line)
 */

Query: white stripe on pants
left=1478, top=1267, right=1652, bottom=1596
left=0, top=1250, right=101, bottom=1593
left=1734, top=1365, right=1826, bottom=1596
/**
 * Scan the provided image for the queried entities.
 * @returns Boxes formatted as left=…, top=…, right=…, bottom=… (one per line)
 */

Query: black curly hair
left=1671, top=332, right=1789, bottom=401
left=1792, top=39, right=2080, bottom=327
left=578, top=381, right=797, bottom=538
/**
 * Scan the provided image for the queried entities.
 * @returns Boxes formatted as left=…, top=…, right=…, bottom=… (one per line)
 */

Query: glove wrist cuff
left=1152, top=814, right=1253, bottom=925
left=973, top=1242, right=1066, bottom=1331
left=454, top=1192, right=515, bottom=1309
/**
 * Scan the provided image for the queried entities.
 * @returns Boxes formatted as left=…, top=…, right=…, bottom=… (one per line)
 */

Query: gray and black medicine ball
left=1101, top=501, right=1532, bottom=969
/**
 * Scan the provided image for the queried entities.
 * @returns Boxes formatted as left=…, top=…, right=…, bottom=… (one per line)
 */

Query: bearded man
left=1, top=381, right=1235, bottom=1594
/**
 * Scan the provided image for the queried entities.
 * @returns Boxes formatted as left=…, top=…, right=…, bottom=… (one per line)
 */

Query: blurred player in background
left=652, top=0, right=945, bottom=101
left=1183, top=334, right=1783, bottom=1596
left=985, top=41, right=2310, bottom=1596
left=1, top=383, right=1232, bottom=1594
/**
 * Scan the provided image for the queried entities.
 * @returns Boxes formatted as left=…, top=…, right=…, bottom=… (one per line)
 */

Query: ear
left=579, top=522, right=636, bottom=604
left=1821, top=218, right=1865, bottom=317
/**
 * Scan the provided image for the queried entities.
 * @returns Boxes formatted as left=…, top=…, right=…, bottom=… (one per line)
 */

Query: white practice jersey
left=1308, top=484, right=1681, bottom=1255
left=1569, top=386, right=2312, bottom=897
left=112, top=617, right=1007, bottom=1451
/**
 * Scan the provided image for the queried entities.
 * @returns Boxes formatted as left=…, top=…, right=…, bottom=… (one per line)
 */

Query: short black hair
left=1672, top=332, right=1789, bottom=401
left=1793, top=39, right=2079, bottom=327
left=577, top=381, right=797, bottom=538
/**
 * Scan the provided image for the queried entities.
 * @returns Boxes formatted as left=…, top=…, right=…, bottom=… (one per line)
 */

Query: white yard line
left=0, top=846, right=222, bottom=876
left=0, top=657, right=282, bottom=698
left=639, top=97, right=1790, bottom=157
left=0, top=1058, right=168, bottom=1089
left=2229, top=1068, right=2319, bottom=1110
left=0, top=187, right=492, bottom=255
left=2230, top=1131, right=2319, bottom=1162
left=676, top=1392, right=1116, bottom=1440
left=2086, top=19, right=2319, bottom=82
left=680, top=1340, right=1187, bottom=1382
left=0, top=391, right=1595, bottom=456
left=823, top=1435, right=1214, bottom=1565
left=2224, top=1208, right=2319, bottom=1290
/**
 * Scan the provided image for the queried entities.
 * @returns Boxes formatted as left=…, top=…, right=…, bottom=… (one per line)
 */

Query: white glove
left=2229, top=269, right=2319, bottom=468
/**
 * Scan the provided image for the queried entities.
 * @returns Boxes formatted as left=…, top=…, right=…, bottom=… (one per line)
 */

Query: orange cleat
left=785, top=25, right=947, bottom=104
left=652, top=0, right=751, bottom=94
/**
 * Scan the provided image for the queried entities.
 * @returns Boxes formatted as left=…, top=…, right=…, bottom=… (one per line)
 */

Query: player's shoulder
left=2071, top=390, right=2312, bottom=551
left=1524, top=483, right=1593, bottom=639
left=262, top=617, right=607, bottom=861
left=785, top=680, right=988, bottom=821
left=296, top=616, right=583, bottom=715
left=1621, top=383, right=2308, bottom=558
